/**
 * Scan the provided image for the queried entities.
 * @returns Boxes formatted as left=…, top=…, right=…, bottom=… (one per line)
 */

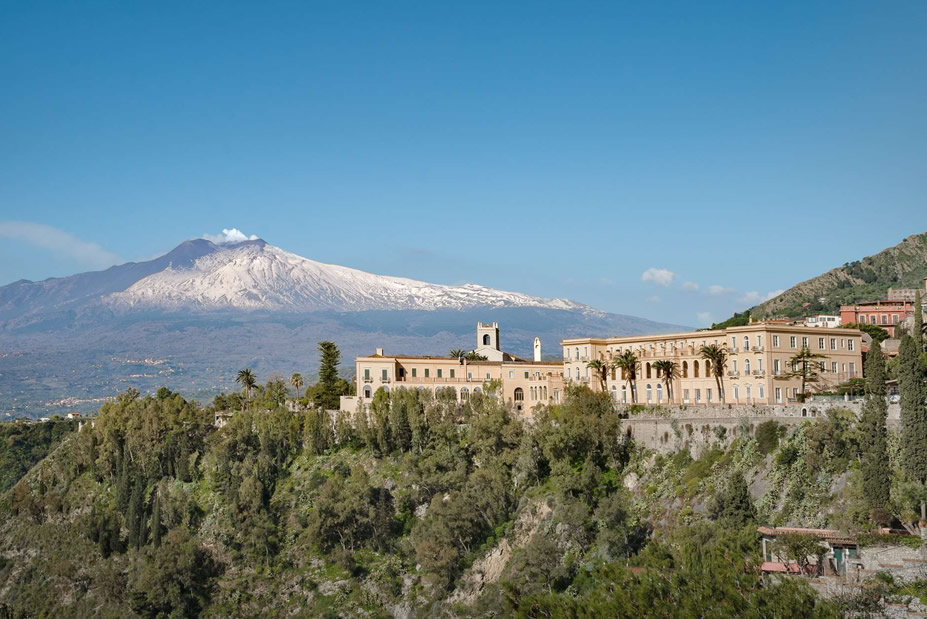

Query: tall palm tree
left=236, top=368, right=257, bottom=401
left=586, top=359, right=609, bottom=391
left=698, top=344, right=728, bottom=402
left=448, top=349, right=467, bottom=359
left=290, top=372, right=304, bottom=401
left=611, top=350, right=640, bottom=403
left=652, top=359, right=679, bottom=403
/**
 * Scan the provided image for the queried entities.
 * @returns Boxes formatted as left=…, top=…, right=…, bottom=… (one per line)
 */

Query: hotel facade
left=340, top=323, right=566, bottom=417
left=561, top=323, right=864, bottom=405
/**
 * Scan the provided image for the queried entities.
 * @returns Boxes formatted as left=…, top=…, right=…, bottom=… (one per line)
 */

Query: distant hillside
left=751, top=232, right=927, bottom=319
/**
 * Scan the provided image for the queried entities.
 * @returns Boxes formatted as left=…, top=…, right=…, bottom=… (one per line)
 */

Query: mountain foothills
left=739, top=232, right=927, bottom=321
left=0, top=239, right=685, bottom=418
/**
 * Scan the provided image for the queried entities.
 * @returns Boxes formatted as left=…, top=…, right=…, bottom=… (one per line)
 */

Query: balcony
left=752, top=346, right=764, bottom=352
left=729, top=347, right=738, bottom=354
left=363, top=378, right=373, bottom=383
left=753, top=370, right=765, bottom=376
left=380, top=377, right=391, bottom=383
left=727, top=371, right=739, bottom=377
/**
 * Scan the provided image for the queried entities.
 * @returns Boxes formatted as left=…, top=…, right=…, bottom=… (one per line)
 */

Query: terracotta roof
left=760, top=561, right=804, bottom=574
left=757, top=526, right=856, bottom=545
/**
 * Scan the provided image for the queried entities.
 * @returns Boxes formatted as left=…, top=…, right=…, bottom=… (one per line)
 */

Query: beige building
left=562, top=323, right=863, bottom=405
left=340, top=323, right=566, bottom=417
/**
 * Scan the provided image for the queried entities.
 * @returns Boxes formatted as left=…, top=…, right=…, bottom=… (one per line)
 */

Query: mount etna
left=0, top=238, right=686, bottom=417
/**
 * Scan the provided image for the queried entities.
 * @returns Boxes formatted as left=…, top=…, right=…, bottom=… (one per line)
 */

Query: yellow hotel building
left=561, top=323, right=864, bottom=405
left=340, top=323, right=566, bottom=417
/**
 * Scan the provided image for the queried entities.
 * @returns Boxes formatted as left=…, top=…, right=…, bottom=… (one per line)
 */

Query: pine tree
left=709, top=471, right=756, bottom=527
left=318, top=341, right=343, bottom=410
left=859, top=341, right=890, bottom=512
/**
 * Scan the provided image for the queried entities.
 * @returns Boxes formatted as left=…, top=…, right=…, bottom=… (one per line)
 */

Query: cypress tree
left=859, top=341, right=890, bottom=512
left=354, top=402, right=371, bottom=448
left=915, top=291, right=923, bottom=349
left=151, top=488, right=162, bottom=548
left=899, top=334, right=927, bottom=521
left=127, top=482, right=145, bottom=549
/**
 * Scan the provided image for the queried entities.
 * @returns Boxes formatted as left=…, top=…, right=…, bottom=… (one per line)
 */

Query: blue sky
left=1, top=1, right=925, bottom=326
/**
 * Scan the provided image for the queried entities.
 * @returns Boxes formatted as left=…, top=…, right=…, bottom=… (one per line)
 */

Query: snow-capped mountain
left=105, top=239, right=595, bottom=314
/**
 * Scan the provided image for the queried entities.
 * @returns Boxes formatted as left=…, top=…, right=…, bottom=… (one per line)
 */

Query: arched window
left=746, top=385, right=752, bottom=402
left=621, top=385, right=627, bottom=402
left=611, top=385, right=618, bottom=401
left=733, top=386, right=739, bottom=401
left=483, top=334, right=491, bottom=346
left=575, top=367, right=581, bottom=379
left=575, top=347, right=580, bottom=359
left=744, top=336, right=750, bottom=350
left=380, top=385, right=389, bottom=393
left=646, top=384, right=652, bottom=402
left=363, top=386, right=371, bottom=398
left=694, top=360, right=700, bottom=378
left=611, top=368, right=616, bottom=381
left=744, top=359, right=751, bottom=374
left=705, top=360, right=711, bottom=376
left=473, top=387, right=482, bottom=394
left=514, top=388, right=524, bottom=402
left=656, top=383, right=663, bottom=402
left=460, top=387, right=469, bottom=401
left=646, top=363, right=652, bottom=379
left=682, top=361, right=688, bottom=378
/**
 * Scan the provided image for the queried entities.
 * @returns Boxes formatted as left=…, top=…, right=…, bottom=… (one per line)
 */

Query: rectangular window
left=364, top=368, right=370, bottom=380
left=830, top=338, right=836, bottom=350
left=486, top=372, right=491, bottom=380
left=508, top=370, right=514, bottom=378
left=759, top=385, right=765, bottom=399
left=802, top=336, right=809, bottom=348
left=850, top=362, right=857, bottom=376
left=412, top=368, right=417, bottom=378
left=818, top=337, right=826, bottom=350
left=848, top=339, right=855, bottom=351
left=790, top=336, right=797, bottom=348
left=881, top=314, right=888, bottom=325
left=732, top=360, right=737, bottom=373
left=468, top=372, right=472, bottom=379
left=524, top=371, right=529, bottom=379
left=450, top=369, right=455, bottom=378
left=831, top=362, right=838, bottom=373
left=425, top=369, right=430, bottom=378
left=706, top=388, right=713, bottom=403
left=381, top=369, right=388, bottom=381
left=773, top=335, right=780, bottom=347
left=437, top=369, right=442, bottom=378
left=683, top=389, right=690, bottom=403
left=819, top=361, right=826, bottom=372
left=695, top=389, right=701, bottom=402
left=775, top=387, right=782, bottom=403
left=893, top=314, right=900, bottom=324
left=756, top=335, right=762, bottom=348
left=774, top=359, right=781, bottom=375
left=731, top=336, right=737, bottom=349
left=758, top=358, right=763, bottom=372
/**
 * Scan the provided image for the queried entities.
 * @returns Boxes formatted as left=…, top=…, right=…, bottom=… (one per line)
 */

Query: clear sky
left=1, top=1, right=925, bottom=326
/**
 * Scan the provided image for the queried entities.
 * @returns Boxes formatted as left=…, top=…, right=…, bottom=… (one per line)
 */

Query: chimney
left=375, top=347, right=384, bottom=356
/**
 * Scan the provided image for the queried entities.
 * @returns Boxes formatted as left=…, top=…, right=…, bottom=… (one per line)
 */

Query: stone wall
left=623, top=401, right=901, bottom=455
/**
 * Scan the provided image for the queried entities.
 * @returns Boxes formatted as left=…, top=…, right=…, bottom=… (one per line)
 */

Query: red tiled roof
left=760, top=562, right=803, bottom=574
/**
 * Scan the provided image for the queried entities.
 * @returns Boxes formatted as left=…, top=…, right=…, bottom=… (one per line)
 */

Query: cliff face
left=752, top=232, right=927, bottom=318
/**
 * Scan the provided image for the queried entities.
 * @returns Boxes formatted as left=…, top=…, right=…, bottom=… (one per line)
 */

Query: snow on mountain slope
left=105, top=240, right=598, bottom=314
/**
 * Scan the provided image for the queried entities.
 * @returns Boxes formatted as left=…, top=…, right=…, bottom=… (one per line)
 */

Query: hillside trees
left=858, top=341, right=890, bottom=514
left=898, top=332, right=927, bottom=529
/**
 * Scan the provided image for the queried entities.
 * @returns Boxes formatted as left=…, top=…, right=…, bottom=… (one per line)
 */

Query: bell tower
left=476, top=322, right=500, bottom=351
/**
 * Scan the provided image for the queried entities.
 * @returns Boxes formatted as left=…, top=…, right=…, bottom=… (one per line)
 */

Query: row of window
left=563, top=334, right=857, bottom=361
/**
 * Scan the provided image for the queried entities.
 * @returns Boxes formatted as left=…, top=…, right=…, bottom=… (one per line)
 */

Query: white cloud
left=0, top=221, right=123, bottom=269
left=738, top=289, right=786, bottom=305
left=681, top=281, right=700, bottom=291
left=202, top=228, right=259, bottom=244
left=641, top=267, right=675, bottom=287
left=647, top=295, right=661, bottom=303
left=707, top=284, right=734, bottom=295
left=697, top=311, right=713, bottom=325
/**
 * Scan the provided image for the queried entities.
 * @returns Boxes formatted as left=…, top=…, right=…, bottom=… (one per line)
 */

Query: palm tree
left=776, top=348, right=826, bottom=402
left=236, top=368, right=257, bottom=401
left=448, top=349, right=467, bottom=359
left=652, top=359, right=679, bottom=403
left=586, top=359, right=609, bottom=391
left=699, top=344, right=728, bottom=402
left=290, top=372, right=304, bottom=402
left=611, top=350, right=640, bottom=403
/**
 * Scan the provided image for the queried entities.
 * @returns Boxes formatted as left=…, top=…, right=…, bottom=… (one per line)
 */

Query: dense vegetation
left=0, top=418, right=78, bottom=494
left=0, top=331, right=925, bottom=616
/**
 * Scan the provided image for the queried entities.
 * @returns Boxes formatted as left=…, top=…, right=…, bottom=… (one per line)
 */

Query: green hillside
left=750, top=232, right=927, bottom=319
left=0, top=382, right=923, bottom=617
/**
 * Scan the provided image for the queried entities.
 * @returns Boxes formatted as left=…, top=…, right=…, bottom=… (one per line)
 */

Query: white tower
left=476, top=322, right=500, bottom=351
left=533, top=337, right=542, bottom=362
